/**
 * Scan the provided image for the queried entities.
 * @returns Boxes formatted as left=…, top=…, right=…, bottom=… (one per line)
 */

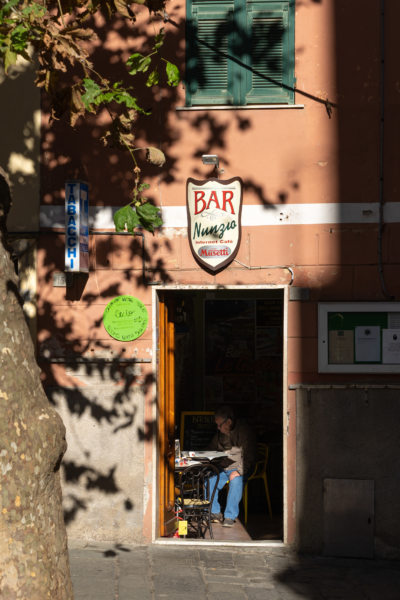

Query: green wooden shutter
left=186, top=0, right=235, bottom=105
left=245, top=0, right=294, bottom=104
left=186, top=0, right=294, bottom=106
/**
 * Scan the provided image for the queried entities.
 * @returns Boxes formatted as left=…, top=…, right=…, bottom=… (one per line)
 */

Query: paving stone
left=118, top=578, right=153, bottom=600
left=199, top=549, right=236, bottom=566
left=155, top=593, right=198, bottom=599
left=153, top=572, right=204, bottom=590
left=69, top=543, right=400, bottom=600
left=207, top=582, right=247, bottom=593
left=244, top=588, right=282, bottom=600
left=204, top=567, right=241, bottom=575
left=278, top=588, right=321, bottom=600
left=70, top=555, right=115, bottom=600
left=235, top=558, right=269, bottom=571
left=266, top=557, right=300, bottom=573
left=320, top=594, right=366, bottom=600
left=246, top=578, right=275, bottom=588
left=361, top=584, right=400, bottom=600
left=204, top=574, right=249, bottom=585
left=150, top=547, right=200, bottom=567
left=207, top=591, right=247, bottom=600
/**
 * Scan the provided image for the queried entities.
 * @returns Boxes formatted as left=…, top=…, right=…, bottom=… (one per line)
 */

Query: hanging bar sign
left=186, top=177, right=243, bottom=272
left=65, top=180, right=89, bottom=273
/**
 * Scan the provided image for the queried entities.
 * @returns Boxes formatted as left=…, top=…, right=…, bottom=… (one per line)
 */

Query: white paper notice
left=382, top=329, right=400, bottom=364
left=329, top=330, right=354, bottom=364
left=388, top=313, right=400, bottom=329
left=355, top=326, right=381, bottom=362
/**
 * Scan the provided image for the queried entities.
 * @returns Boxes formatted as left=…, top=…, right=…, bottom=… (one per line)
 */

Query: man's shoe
left=222, top=518, right=235, bottom=527
left=211, top=513, right=223, bottom=523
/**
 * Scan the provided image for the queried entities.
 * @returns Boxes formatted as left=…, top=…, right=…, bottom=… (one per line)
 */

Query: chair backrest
left=250, top=443, right=269, bottom=478
left=179, top=463, right=220, bottom=504
left=257, top=442, right=268, bottom=462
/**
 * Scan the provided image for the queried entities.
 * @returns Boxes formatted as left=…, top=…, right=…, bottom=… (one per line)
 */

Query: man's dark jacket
left=208, top=420, right=256, bottom=476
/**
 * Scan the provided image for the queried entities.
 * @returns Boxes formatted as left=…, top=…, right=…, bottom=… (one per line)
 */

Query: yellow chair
left=243, top=442, right=272, bottom=525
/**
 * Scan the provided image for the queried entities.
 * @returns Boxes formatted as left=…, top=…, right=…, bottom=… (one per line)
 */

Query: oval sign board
left=103, top=295, right=148, bottom=341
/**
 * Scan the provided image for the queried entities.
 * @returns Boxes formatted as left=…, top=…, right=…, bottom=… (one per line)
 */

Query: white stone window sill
left=176, top=104, right=305, bottom=111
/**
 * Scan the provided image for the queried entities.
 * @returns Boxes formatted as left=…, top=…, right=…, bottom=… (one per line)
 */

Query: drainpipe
left=378, top=0, right=393, bottom=299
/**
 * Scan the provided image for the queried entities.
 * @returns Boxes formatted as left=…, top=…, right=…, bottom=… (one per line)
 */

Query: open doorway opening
left=158, top=288, right=284, bottom=542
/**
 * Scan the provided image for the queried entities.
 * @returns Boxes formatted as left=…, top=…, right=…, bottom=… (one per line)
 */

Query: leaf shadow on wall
left=3, top=0, right=336, bottom=536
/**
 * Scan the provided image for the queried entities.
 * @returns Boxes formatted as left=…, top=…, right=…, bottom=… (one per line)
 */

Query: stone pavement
left=69, top=541, right=400, bottom=600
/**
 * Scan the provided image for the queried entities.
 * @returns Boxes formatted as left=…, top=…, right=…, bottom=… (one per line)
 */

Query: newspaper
left=188, top=451, right=228, bottom=459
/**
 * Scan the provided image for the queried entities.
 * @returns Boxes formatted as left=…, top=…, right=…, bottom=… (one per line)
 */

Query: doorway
left=157, top=287, right=285, bottom=541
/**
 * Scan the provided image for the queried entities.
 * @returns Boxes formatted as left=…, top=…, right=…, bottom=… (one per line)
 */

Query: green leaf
left=21, top=2, right=46, bottom=18
left=146, top=69, right=159, bottom=87
left=165, top=61, right=180, bottom=87
left=81, top=78, right=102, bottom=109
left=114, top=205, right=140, bottom=232
left=10, top=24, right=30, bottom=52
left=4, top=45, right=17, bottom=73
left=136, top=202, right=162, bottom=233
left=126, top=53, right=151, bottom=75
left=154, top=28, right=164, bottom=50
left=126, top=52, right=143, bottom=75
left=113, top=90, right=146, bottom=112
left=138, top=56, right=151, bottom=73
left=80, top=78, right=149, bottom=115
left=0, top=0, right=20, bottom=19
left=97, top=91, right=115, bottom=103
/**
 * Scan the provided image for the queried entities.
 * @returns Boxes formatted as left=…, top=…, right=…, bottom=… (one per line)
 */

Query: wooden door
left=158, top=292, right=176, bottom=537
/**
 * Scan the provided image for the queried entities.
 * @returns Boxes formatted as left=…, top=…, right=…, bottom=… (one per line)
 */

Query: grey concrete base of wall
left=296, top=387, right=400, bottom=559
left=46, top=370, right=147, bottom=543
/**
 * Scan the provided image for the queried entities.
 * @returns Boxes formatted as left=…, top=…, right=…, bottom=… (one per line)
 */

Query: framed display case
left=318, top=302, right=400, bottom=373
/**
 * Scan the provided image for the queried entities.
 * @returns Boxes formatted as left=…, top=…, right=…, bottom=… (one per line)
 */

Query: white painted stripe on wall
left=40, top=202, right=400, bottom=229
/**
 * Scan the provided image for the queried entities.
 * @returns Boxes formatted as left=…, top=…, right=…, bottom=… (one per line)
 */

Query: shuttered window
left=186, top=0, right=295, bottom=106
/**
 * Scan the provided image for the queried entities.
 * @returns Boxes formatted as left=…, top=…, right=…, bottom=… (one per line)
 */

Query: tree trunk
left=0, top=172, right=73, bottom=599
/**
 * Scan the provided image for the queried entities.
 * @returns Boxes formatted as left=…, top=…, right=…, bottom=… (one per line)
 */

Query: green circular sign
left=103, top=295, right=148, bottom=342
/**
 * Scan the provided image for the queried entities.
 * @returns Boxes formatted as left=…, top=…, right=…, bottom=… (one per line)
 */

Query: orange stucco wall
left=36, top=0, right=400, bottom=547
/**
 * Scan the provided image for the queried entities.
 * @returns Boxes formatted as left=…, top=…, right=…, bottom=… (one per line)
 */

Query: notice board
left=318, top=302, right=400, bottom=373
left=180, top=411, right=215, bottom=451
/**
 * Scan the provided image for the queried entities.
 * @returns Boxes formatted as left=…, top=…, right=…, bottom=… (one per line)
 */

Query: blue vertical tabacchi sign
left=65, top=181, right=89, bottom=272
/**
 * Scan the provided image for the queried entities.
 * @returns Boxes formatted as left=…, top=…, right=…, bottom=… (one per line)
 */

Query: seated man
left=208, top=404, right=256, bottom=527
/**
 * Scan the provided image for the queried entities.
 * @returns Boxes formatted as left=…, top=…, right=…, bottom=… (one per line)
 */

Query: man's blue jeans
left=209, top=469, right=243, bottom=521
